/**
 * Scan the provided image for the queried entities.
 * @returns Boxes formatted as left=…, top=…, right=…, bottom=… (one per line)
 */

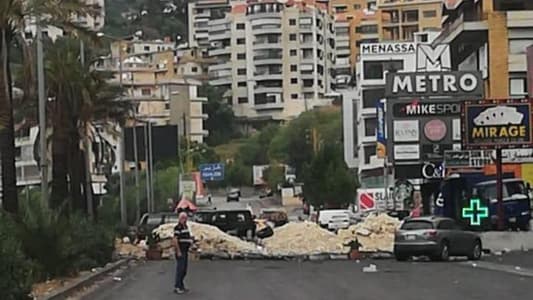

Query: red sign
left=424, top=119, right=447, bottom=142
left=359, top=192, right=375, bottom=210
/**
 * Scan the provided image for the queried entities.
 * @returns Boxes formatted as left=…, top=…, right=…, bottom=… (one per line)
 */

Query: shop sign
left=462, top=99, right=533, bottom=149
left=392, top=101, right=461, bottom=117
left=385, top=71, right=483, bottom=98
left=421, top=162, right=445, bottom=179
left=361, top=42, right=416, bottom=55
left=357, top=188, right=396, bottom=211
left=393, top=120, right=419, bottom=142
left=376, top=100, right=387, bottom=158
left=394, top=144, right=420, bottom=160
left=424, top=119, right=447, bottom=142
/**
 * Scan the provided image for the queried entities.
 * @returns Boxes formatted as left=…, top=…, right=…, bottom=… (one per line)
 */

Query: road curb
left=40, top=258, right=133, bottom=300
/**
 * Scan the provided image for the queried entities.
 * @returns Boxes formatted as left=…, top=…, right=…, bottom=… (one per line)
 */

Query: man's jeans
left=175, top=252, right=188, bottom=290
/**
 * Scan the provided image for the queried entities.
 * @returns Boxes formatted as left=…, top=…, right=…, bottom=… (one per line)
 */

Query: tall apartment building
left=188, top=0, right=231, bottom=55
left=376, top=0, right=442, bottom=41
left=208, top=0, right=336, bottom=122
left=434, top=0, right=533, bottom=99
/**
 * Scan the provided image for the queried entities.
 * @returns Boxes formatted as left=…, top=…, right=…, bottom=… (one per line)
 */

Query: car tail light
left=424, top=230, right=437, bottom=239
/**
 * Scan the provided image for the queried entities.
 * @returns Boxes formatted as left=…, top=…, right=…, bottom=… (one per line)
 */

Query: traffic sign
left=462, top=198, right=489, bottom=226
left=199, top=163, right=225, bottom=181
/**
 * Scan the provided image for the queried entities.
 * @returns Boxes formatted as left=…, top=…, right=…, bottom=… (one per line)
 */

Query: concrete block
left=480, top=232, right=533, bottom=252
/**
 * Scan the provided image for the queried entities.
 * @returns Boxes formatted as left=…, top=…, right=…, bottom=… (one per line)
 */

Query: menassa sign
left=385, top=71, right=483, bottom=98
left=462, top=99, right=533, bottom=149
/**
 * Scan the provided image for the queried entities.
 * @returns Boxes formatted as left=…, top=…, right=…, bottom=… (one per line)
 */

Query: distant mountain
left=104, top=0, right=187, bottom=41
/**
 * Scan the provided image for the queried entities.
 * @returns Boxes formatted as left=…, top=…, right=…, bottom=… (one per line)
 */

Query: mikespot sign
left=462, top=99, right=533, bottom=149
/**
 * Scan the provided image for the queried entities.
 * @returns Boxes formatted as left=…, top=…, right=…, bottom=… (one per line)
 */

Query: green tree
left=262, top=164, right=285, bottom=191
left=200, top=84, right=240, bottom=146
left=303, top=143, right=356, bottom=209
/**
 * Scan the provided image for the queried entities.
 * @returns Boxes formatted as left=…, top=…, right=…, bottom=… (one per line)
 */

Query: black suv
left=137, top=212, right=178, bottom=239
left=194, top=209, right=256, bottom=239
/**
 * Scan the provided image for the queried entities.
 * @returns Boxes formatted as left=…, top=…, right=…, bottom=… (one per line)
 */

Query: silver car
left=394, top=216, right=482, bottom=261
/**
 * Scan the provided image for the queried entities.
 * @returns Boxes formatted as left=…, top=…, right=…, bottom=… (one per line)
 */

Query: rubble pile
left=337, top=213, right=401, bottom=253
left=153, top=222, right=261, bottom=258
left=114, top=238, right=146, bottom=259
left=262, top=222, right=348, bottom=256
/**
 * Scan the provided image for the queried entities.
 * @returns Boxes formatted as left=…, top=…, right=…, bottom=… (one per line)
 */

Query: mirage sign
left=462, top=99, right=533, bottom=149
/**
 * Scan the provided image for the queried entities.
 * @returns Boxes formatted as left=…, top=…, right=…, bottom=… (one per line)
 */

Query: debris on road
left=153, top=222, right=261, bottom=258
left=262, top=221, right=348, bottom=256
left=362, top=264, right=378, bottom=273
left=114, top=238, right=146, bottom=259
left=337, top=213, right=400, bottom=253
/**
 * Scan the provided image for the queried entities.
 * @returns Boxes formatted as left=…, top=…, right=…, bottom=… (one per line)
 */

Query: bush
left=17, top=199, right=114, bottom=280
left=0, top=213, right=34, bottom=300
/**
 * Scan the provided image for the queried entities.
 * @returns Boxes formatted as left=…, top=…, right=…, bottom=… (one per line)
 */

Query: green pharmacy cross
left=462, top=198, right=489, bottom=226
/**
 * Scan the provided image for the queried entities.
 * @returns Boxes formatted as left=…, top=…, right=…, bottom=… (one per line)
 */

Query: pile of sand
left=262, top=222, right=349, bottom=256
left=114, top=238, right=146, bottom=259
left=337, top=213, right=400, bottom=252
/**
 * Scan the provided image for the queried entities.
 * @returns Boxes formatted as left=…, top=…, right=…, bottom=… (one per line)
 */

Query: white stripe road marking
left=459, top=261, right=533, bottom=278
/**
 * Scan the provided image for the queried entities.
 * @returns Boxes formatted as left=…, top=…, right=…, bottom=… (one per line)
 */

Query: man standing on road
left=173, top=212, right=194, bottom=294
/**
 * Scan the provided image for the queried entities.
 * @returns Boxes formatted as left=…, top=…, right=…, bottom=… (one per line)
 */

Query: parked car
left=394, top=216, right=482, bottom=262
left=227, top=188, right=241, bottom=202
left=318, top=209, right=351, bottom=231
left=137, top=212, right=178, bottom=239
left=194, top=209, right=256, bottom=239
left=259, top=208, right=288, bottom=227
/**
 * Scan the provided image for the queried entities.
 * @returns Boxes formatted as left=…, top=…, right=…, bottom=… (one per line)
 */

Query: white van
left=317, top=209, right=351, bottom=231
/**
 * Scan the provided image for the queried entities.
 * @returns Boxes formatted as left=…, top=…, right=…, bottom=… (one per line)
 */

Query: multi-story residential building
left=24, top=0, right=105, bottom=40
left=434, top=0, right=533, bottom=99
left=188, top=0, right=231, bottom=56
left=376, top=0, right=442, bottom=41
left=207, top=0, right=336, bottom=123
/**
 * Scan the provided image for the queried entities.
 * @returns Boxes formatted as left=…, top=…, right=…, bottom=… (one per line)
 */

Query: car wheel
left=432, top=240, right=449, bottom=261
left=394, top=252, right=409, bottom=261
left=468, top=239, right=482, bottom=261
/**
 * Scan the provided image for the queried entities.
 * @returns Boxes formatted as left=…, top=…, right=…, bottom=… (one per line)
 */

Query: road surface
left=86, top=257, right=533, bottom=300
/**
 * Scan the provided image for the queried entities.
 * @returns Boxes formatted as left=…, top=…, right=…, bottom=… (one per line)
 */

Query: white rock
left=362, top=264, right=378, bottom=273
left=122, top=237, right=131, bottom=244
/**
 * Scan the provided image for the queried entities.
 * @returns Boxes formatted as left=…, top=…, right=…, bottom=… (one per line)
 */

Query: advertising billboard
left=376, top=100, right=386, bottom=158
left=462, top=99, right=533, bottom=149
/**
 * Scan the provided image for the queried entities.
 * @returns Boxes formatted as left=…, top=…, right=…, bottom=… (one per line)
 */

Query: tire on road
left=431, top=240, right=449, bottom=262
left=468, top=239, right=482, bottom=261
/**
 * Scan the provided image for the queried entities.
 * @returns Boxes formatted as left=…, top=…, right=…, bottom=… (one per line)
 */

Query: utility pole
left=133, top=121, right=140, bottom=222
left=496, top=147, right=504, bottom=230
left=148, top=121, right=155, bottom=212
left=144, top=123, right=151, bottom=212
left=118, top=42, right=127, bottom=225
left=36, top=16, right=48, bottom=207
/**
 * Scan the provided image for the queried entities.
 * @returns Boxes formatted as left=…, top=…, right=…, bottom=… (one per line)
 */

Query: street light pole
left=80, top=39, right=94, bottom=218
left=133, top=119, right=140, bottom=222
left=36, top=16, right=48, bottom=207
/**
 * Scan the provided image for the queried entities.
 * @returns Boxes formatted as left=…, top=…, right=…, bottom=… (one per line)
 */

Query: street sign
left=199, top=163, right=225, bottom=181
left=462, top=198, right=489, bottom=226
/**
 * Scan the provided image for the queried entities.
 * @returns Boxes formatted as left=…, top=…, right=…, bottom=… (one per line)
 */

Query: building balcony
left=209, top=62, right=232, bottom=72
left=190, top=129, right=209, bottom=136
left=249, top=13, right=282, bottom=21
left=209, top=30, right=231, bottom=41
left=254, top=73, right=282, bottom=81
left=209, top=46, right=231, bottom=56
left=253, top=27, right=282, bottom=35
left=254, top=102, right=284, bottom=111
left=254, top=86, right=282, bottom=94
left=254, top=58, right=282, bottom=66
left=253, top=41, right=282, bottom=50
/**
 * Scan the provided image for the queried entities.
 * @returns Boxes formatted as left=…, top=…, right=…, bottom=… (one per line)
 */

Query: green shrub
left=0, top=213, right=34, bottom=300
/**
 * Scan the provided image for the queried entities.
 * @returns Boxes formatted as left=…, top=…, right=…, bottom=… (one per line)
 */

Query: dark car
left=194, top=209, right=255, bottom=239
left=394, top=216, right=482, bottom=262
left=227, top=188, right=241, bottom=202
left=137, top=212, right=178, bottom=239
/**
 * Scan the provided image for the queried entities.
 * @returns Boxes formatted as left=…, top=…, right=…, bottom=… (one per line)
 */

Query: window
left=362, top=88, right=385, bottom=108
left=291, top=94, right=298, bottom=99
left=236, top=23, right=245, bottom=30
left=289, top=34, right=297, bottom=41
left=401, top=221, right=433, bottom=230
left=191, top=66, right=198, bottom=72
left=363, top=60, right=403, bottom=80
left=237, top=68, right=246, bottom=75
left=165, top=103, right=170, bottom=110
left=291, top=78, right=298, bottom=84
left=423, top=10, right=437, bottom=18
left=510, top=78, right=527, bottom=96
left=141, top=88, right=151, bottom=96
left=364, top=118, right=377, bottom=137
left=290, top=49, right=297, bottom=56
left=509, top=40, right=533, bottom=54
left=353, top=4, right=361, bottom=9
left=290, top=64, right=297, bottom=72
left=237, top=38, right=245, bottom=45
left=356, top=25, right=378, bottom=34
left=238, top=81, right=246, bottom=87
left=437, top=220, right=454, bottom=230
left=238, top=97, right=248, bottom=103
left=363, top=145, right=376, bottom=164
left=144, top=46, right=150, bottom=51
left=289, top=19, right=296, bottom=26
left=237, top=53, right=246, bottom=60
left=15, top=146, right=21, bottom=160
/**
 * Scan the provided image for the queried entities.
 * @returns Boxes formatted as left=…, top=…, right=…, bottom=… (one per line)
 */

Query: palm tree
left=0, top=0, right=100, bottom=213
left=45, top=37, right=129, bottom=213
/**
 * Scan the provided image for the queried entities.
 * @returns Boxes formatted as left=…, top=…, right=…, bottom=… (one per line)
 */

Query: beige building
left=99, top=39, right=208, bottom=143
left=208, top=0, right=336, bottom=122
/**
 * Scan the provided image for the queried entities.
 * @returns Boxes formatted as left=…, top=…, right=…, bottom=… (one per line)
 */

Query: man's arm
left=173, top=231, right=182, bottom=257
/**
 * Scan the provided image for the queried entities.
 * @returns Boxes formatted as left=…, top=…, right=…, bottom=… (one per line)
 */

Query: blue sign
left=463, top=99, right=533, bottom=149
left=376, top=99, right=386, bottom=158
left=199, top=163, right=225, bottom=181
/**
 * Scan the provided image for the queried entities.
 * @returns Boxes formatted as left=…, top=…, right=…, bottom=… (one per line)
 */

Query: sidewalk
left=483, top=250, right=533, bottom=270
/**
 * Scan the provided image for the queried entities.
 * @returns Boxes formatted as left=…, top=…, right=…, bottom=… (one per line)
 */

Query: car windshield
left=146, top=216, right=161, bottom=225
left=166, top=215, right=178, bottom=223
left=479, top=181, right=527, bottom=201
left=401, top=220, right=434, bottom=230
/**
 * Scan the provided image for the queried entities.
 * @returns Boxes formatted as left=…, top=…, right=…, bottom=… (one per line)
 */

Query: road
left=87, top=258, right=533, bottom=300
left=198, top=194, right=282, bottom=215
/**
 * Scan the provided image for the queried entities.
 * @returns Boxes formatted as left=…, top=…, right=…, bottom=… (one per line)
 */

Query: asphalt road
left=87, top=259, right=533, bottom=300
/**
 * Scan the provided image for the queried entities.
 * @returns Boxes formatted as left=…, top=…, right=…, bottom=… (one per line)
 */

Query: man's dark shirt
left=174, top=223, right=193, bottom=253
